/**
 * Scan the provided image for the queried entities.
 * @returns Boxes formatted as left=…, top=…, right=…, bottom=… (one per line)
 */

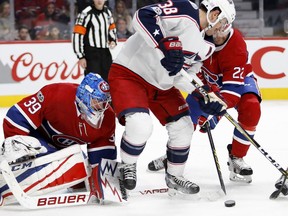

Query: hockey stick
left=0, top=160, right=168, bottom=209
left=270, top=167, right=288, bottom=199
left=180, top=70, right=288, bottom=177
left=205, top=122, right=226, bottom=195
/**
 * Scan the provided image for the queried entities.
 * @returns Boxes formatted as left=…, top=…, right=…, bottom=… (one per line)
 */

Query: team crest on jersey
left=51, top=134, right=87, bottom=148
left=37, top=91, right=44, bottom=102
left=183, top=51, right=201, bottom=70
left=201, top=66, right=220, bottom=87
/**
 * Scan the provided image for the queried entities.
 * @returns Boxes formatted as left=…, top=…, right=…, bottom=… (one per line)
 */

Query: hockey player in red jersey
left=3, top=73, right=116, bottom=166
left=108, top=0, right=236, bottom=195
left=1, top=73, right=117, bottom=203
left=148, top=26, right=262, bottom=184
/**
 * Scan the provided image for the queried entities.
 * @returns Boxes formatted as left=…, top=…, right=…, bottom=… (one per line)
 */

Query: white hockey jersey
left=113, top=0, right=215, bottom=91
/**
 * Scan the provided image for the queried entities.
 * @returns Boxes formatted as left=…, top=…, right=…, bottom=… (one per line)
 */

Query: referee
left=72, top=0, right=117, bottom=81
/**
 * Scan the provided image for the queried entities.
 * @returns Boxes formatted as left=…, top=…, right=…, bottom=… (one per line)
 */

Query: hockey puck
left=224, top=200, right=236, bottom=207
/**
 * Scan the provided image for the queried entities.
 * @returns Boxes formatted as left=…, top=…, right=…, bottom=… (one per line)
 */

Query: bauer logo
left=178, top=103, right=188, bottom=111
left=37, top=194, right=88, bottom=206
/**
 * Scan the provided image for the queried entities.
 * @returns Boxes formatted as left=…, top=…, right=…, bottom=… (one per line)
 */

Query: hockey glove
left=158, top=36, right=184, bottom=76
left=197, top=115, right=221, bottom=133
left=192, top=85, right=227, bottom=116
left=0, top=135, right=47, bottom=163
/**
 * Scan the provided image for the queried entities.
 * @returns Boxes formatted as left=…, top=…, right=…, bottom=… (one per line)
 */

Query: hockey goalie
left=0, top=73, right=126, bottom=208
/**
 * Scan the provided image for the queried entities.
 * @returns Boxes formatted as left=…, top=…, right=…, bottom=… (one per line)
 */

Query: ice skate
left=165, top=172, right=200, bottom=196
left=227, top=144, right=253, bottom=183
left=275, top=175, right=288, bottom=196
left=147, top=155, right=167, bottom=171
left=119, top=163, right=137, bottom=190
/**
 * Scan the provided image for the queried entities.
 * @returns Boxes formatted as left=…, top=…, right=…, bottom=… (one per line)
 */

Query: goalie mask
left=201, top=0, right=236, bottom=33
left=76, top=73, right=111, bottom=129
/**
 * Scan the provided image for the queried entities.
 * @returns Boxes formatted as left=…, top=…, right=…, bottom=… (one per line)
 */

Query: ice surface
left=0, top=100, right=288, bottom=215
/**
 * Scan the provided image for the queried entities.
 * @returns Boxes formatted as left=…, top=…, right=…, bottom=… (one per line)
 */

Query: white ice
left=0, top=100, right=288, bottom=216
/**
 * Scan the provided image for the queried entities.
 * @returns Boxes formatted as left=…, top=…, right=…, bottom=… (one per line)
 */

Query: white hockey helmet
left=201, top=0, right=236, bottom=32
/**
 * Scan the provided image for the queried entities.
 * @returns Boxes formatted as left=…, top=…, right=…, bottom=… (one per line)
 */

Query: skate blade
left=168, top=188, right=201, bottom=200
left=146, top=167, right=165, bottom=173
left=229, top=172, right=252, bottom=183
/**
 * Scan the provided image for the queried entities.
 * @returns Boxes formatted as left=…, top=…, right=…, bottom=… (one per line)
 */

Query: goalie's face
left=76, top=73, right=111, bottom=129
left=78, top=97, right=110, bottom=129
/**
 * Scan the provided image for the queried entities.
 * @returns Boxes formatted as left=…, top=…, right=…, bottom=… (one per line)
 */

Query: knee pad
left=166, top=115, right=194, bottom=148
left=238, top=94, right=261, bottom=130
left=124, top=112, right=153, bottom=144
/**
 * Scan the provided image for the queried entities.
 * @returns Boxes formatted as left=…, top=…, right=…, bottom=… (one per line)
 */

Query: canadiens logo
left=52, top=134, right=86, bottom=148
left=99, top=81, right=110, bottom=93
left=201, top=66, right=220, bottom=87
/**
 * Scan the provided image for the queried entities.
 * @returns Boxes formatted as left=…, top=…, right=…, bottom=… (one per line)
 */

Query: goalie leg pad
left=97, top=159, right=126, bottom=203
left=0, top=145, right=88, bottom=204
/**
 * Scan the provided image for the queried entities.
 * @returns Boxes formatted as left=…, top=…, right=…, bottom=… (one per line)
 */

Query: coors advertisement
left=0, top=40, right=287, bottom=97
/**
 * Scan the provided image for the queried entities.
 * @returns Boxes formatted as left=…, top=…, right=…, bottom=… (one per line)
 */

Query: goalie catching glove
left=192, top=85, right=227, bottom=116
left=158, top=36, right=184, bottom=76
left=0, top=135, right=47, bottom=164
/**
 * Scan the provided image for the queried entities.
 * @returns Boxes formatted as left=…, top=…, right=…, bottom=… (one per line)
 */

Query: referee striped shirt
left=73, top=5, right=117, bottom=59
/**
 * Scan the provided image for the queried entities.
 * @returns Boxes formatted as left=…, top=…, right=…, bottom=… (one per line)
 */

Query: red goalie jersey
left=3, top=83, right=117, bottom=166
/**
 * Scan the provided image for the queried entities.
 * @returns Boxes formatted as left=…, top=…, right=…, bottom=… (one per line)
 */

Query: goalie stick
left=180, top=70, right=288, bottom=177
left=0, top=159, right=168, bottom=209
left=205, top=122, right=226, bottom=195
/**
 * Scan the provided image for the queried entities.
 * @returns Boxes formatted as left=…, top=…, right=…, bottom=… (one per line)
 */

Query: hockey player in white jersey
left=108, top=0, right=236, bottom=195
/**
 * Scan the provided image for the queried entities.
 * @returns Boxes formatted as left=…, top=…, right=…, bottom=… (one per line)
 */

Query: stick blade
left=269, top=189, right=281, bottom=200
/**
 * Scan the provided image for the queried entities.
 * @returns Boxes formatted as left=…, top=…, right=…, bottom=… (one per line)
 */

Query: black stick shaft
left=205, top=122, right=227, bottom=195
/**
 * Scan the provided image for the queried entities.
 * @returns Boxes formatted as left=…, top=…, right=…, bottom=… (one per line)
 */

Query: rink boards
left=0, top=38, right=287, bottom=107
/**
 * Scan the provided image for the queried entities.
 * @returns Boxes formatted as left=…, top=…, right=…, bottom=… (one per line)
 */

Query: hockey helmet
left=76, top=73, right=111, bottom=128
left=201, top=0, right=236, bottom=32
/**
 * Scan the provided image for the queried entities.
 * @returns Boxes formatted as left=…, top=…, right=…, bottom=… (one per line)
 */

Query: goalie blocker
left=0, top=139, right=126, bottom=208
